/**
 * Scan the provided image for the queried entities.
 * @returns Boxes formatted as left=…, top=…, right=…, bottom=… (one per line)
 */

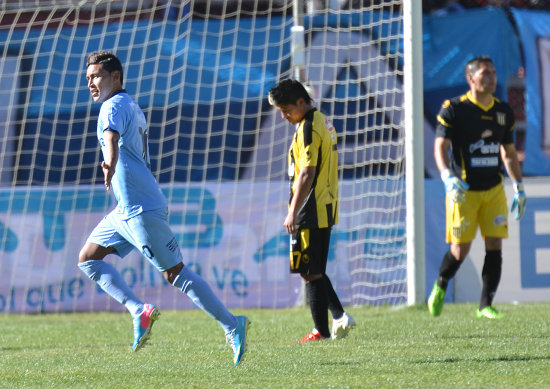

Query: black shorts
left=289, top=227, right=331, bottom=275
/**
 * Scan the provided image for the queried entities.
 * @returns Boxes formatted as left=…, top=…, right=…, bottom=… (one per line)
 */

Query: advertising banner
left=0, top=181, right=407, bottom=313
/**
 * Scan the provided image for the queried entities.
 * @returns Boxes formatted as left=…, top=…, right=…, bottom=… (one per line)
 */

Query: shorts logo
left=452, top=227, right=462, bottom=238
left=142, top=245, right=154, bottom=259
left=494, top=214, right=507, bottom=226
left=166, top=237, right=179, bottom=253
left=452, top=218, right=469, bottom=239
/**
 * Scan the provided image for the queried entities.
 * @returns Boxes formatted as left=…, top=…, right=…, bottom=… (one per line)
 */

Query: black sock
left=323, top=275, right=345, bottom=320
left=437, top=251, right=462, bottom=290
left=480, top=250, right=502, bottom=309
left=306, top=277, right=330, bottom=338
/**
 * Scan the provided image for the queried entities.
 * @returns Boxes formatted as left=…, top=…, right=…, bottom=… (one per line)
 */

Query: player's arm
left=284, top=165, right=315, bottom=234
left=101, top=129, right=120, bottom=191
left=434, top=136, right=451, bottom=172
left=500, top=143, right=522, bottom=183
left=501, top=142, right=526, bottom=220
left=434, top=136, right=469, bottom=203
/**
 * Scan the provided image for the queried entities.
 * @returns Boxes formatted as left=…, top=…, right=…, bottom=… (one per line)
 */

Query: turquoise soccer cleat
left=132, top=303, right=160, bottom=352
left=226, top=315, right=250, bottom=366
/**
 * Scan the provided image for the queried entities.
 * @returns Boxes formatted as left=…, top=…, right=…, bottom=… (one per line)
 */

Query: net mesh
left=0, top=0, right=407, bottom=313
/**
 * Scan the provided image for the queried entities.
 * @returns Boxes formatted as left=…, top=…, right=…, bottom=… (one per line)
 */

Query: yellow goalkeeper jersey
left=288, top=108, right=339, bottom=229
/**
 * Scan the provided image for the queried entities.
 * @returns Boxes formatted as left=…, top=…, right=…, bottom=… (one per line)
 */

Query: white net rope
left=0, top=0, right=406, bottom=313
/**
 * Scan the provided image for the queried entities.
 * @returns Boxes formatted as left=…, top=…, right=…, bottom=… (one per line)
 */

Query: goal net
left=0, top=0, right=407, bottom=313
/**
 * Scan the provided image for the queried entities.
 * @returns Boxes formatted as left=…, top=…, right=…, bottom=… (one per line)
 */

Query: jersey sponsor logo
left=481, top=129, right=493, bottom=139
left=471, top=156, right=499, bottom=167
left=469, top=139, right=500, bottom=154
left=496, top=112, right=506, bottom=126
left=481, top=115, right=493, bottom=121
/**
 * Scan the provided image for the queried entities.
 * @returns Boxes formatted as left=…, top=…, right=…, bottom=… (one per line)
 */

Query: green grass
left=1, top=303, right=549, bottom=388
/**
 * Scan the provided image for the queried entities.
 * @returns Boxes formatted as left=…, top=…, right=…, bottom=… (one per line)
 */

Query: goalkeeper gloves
left=510, top=181, right=526, bottom=220
left=441, top=168, right=469, bottom=204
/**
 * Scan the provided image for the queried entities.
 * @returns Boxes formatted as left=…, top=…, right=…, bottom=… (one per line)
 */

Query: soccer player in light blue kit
left=79, top=51, right=248, bottom=365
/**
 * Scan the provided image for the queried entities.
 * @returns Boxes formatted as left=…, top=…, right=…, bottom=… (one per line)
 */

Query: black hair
left=464, top=55, right=493, bottom=77
left=268, top=79, right=312, bottom=106
left=87, top=51, right=124, bottom=85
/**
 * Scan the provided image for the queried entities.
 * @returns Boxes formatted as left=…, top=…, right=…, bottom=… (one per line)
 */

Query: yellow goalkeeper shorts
left=445, top=182, right=508, bottom=244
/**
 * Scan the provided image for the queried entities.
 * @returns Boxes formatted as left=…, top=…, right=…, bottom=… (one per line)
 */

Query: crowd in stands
left=424, top=0, right=550, bottom=14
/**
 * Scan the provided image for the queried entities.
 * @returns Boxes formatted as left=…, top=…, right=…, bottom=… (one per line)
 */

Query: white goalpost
left=0, top=0, right=424, bottom=313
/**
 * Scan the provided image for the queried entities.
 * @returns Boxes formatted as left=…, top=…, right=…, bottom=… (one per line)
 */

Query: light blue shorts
left=87, top=207, right=182, bottom=271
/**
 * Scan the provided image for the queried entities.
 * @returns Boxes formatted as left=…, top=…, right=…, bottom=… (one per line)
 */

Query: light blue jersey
left=97, top=90, right=167, bottom=218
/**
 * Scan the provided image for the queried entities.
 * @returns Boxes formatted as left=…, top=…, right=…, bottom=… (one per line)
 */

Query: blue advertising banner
left=511, top=9, right=550, bottom=175
left=423, top=8, right=522, bottom=126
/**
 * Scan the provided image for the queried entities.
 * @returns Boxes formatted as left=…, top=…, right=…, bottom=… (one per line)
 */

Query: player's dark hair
left=268, top=79, right=312, bottom=106
left=87, top=51, right=124, bottom=85
left=464, top=56, right=493, bottom=76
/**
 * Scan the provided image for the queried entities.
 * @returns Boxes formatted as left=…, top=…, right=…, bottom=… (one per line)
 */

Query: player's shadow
left=414, top=355, right=550, bottom=364
left=319, top=361, right=364, bottom=366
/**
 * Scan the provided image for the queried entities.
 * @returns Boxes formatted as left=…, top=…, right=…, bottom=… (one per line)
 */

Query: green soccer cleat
left=427, top=282, right=446, bottom=316
left=476, top=306, right=504, bottom=319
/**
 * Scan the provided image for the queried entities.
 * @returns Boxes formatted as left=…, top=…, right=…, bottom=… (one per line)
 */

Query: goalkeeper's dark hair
left=87, top=51, right=124, bottom=85
left=268, top=79, right=312, bottom=106
left=464, top=55, right=493, bottom=77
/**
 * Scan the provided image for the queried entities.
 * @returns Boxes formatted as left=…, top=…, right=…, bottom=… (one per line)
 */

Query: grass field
left=1, top=303, right=549, bottom=388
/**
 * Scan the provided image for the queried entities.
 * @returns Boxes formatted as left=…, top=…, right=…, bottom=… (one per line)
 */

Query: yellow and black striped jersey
left=288, top=108, right=338, bottom=228
left=435, top=91, right=515, bottom=190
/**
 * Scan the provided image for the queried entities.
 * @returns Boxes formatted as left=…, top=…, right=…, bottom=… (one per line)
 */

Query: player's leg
left=324, top=275, right=344, bottom=319
left=428, top=242, right=471, bottom=316
left=291, top=228, right=331, bottom=341
left=165, top=263, right=248, bottom=365
left=476, top=184, right=508, bottom=319
left=128, top=210, right=238, bottom=334
left=78, top=213, right=158, bottom=351
left=324, top=274, right=356, bottom=339
left=317, top=229, right=355, bottom=339
left=167, top=263, right=239, bottom=331
left=301, top=273, right=330, bottom=341
left=428, top=192, right=478, bottom=316
left=477, top=237, right=503, bottom=318
left=318, top=229, right=344, bottom=318
left=128, top=209, right=248, bottom=365
left=78, top=217, right=145, bottom=319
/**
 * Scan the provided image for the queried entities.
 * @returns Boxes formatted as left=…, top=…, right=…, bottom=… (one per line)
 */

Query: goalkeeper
left=79, top=51, right=248, bottom=365
left=428, top=56, right=526, bottom=319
